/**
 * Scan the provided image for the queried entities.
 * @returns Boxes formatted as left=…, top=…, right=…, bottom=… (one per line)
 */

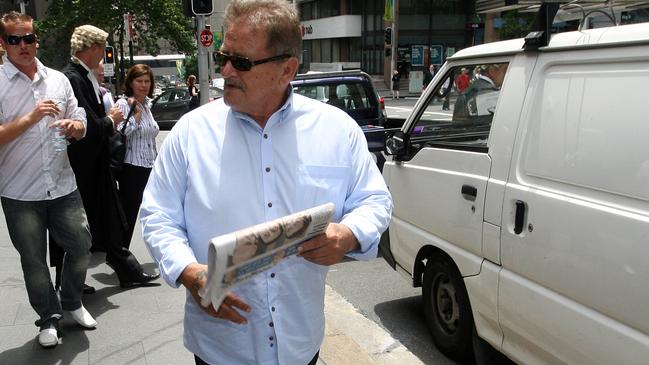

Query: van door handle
left=514, top=200, right=526, bottom=234
left=461, top=185, right=477, bottom=201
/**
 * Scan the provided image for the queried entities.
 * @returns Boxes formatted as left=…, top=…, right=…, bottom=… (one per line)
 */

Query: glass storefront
left=297, top=0, right=478, bottom=75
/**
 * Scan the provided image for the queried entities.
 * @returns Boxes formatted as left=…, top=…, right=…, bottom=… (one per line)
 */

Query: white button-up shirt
left=140, top=91, right=392, bottom=364
left=115, top=97, right=159, bottom=168
left=0, top=59, right=86, bottom=200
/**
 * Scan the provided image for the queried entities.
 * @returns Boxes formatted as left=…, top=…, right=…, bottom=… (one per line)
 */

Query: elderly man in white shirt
left=140, top=1, right=392, bottom=364
left=0, top=11, right=96, bottom=349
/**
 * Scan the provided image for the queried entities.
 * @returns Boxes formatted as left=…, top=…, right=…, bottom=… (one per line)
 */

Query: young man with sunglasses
left=0, top=11, right=96, bottom=348
left=140, top=1, right=392, bottom=364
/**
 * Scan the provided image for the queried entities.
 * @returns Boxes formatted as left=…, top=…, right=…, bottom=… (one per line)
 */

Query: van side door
left=384, top=60, right=510, bottom=278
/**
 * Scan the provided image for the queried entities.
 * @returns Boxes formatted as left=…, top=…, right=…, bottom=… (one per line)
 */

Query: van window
left=409, top=63, right=509, bottom=153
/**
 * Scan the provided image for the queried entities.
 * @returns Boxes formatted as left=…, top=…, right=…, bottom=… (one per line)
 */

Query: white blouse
left=115, top=97, right=159, bottom=168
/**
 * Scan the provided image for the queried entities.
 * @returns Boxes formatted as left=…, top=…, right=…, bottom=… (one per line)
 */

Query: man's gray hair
left=225, top=0, right=302, bottom=58
left=70, top=24, right=108, bottom=56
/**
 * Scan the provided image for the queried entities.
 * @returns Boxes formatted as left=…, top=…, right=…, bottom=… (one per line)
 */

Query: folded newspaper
left=199, top=202, right=335, bottom=308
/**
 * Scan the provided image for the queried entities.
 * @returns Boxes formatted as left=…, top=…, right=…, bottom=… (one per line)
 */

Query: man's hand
left=179, top=263, right=251, bottom=324
left=108, top=105, right=124, bottom=125
left=55, top=119, right=85, bottom=140
left=297, top=223, right=359, bottom=266
left=31, top=100, right=61, bottom=123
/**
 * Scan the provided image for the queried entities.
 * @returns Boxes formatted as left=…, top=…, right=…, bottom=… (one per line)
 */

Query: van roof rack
left=476, top=1, right=649, bottom=50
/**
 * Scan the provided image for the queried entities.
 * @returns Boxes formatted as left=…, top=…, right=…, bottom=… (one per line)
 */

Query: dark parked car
left=291, top=70, right=387, bottom=170
left=291, top=70, right=387, bottom=127
left=151, top=86, right=223, bottom=130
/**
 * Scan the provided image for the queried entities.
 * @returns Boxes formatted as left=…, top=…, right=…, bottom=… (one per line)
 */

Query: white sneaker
left=38, top=327, right=58, bottom=348
left=69, top=306, right=97, bottom=328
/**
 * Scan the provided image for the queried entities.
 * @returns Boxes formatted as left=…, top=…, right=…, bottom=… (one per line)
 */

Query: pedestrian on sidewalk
left=391, top=69, right=401, bottom=99
left=114, top=64, right=159, bottom=253
left=53, top=24, right=159, bottom=289
left=187, top=74, right=200, bottom=111
left=93, top=61, right=115, bottom=113
left=423, top=64, right=435, bottom=90
left=0, top=11, right=97, bottom=348
left=139, top=1, right=392, bottom=364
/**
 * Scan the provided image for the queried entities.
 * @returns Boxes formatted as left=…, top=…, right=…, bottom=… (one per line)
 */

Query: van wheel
left=423, top=257, right=474, bottom=361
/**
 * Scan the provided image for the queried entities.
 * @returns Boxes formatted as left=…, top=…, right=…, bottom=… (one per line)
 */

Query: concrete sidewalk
left=0, top=211, right=421, bottom=364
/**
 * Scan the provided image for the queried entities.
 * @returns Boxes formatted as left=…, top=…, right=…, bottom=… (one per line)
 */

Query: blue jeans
left=1, top=190, right=91, bottom=327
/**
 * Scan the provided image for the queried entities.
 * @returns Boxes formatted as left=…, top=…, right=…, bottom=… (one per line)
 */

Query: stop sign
left=200, top=29, right=213, bottom=48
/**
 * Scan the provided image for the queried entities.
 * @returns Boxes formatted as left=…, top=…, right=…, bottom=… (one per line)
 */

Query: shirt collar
left=2, top=57, right=48, bottom=80
left=71, top=56, right=92, bottom=74
left=231, top=87, right=295, bottom=130
left=476, top=74, right=496, bottom=88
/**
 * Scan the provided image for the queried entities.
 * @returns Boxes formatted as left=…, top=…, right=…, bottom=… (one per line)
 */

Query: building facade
left=295, top=0, right=480, bottom=76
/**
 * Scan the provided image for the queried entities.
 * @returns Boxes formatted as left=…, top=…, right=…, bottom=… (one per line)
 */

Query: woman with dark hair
left=115, top=64, right=160, bottom=250
left=187, top=74, right=200, bottom=111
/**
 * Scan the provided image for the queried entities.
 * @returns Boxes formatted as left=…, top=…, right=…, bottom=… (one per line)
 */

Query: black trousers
left=194, top=351, right=319, bottom=365
left=116, top=163, right=152, bottom=250
left=49, top=164, right=145, bottom=284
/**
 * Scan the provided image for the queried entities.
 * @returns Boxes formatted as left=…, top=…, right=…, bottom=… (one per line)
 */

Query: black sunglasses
left=4, top=33, right=37, bottom=46
left=214, top=51, right=291, bottom=71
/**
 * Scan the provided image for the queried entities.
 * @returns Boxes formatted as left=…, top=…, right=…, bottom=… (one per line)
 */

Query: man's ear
left=283, top=56, right=299, bottom=82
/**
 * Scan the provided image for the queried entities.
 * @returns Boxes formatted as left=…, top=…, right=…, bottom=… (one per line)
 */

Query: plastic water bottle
left=51, top=124, right=67, bottom=152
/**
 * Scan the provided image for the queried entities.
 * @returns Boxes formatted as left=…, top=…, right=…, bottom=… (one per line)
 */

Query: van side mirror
left=385, top=130, right=406, bottom=156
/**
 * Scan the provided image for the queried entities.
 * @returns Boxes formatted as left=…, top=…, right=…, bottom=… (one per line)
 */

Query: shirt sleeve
left=140, top=117, right=197, bottom=287
left=339, top=121, right=393, bottom=261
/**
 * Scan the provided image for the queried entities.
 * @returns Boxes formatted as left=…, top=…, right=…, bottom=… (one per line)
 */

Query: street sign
left=200, top=29, right=213, bottom=48
left=104, top=63, right=115, bottom=77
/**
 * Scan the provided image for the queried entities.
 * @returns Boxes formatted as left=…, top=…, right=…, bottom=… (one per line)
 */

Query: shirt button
left=263, top=134, right=268, bottom=139
left=270, top=273, right=275, bottom=278
left=265, top=167, right=271, bottom=172
left=269, top=336, right=274, bottom=341
left=270, top=343, right=274, bottom=347
left=269, top=322, right=274, bottom=327
left=271, top=306, right=275, bottom=312
left=268, top=202, right=272, bottom=208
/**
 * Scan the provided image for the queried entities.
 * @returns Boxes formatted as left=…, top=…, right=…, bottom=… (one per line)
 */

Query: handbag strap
left=120, top=100, right=137, bottom=133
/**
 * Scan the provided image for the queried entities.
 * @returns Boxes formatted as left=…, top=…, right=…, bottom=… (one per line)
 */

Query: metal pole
left=391, top=0, right=398, bottom=79
left=128, top=40, right=134, bottom=68
left=197, top=15, right=209, bottom=105
left=206, top=24, right=215, bottom=82
left=19, top=1, right=26, bottom=13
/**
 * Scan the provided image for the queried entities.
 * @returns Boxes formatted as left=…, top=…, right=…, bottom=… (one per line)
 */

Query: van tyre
left=423, top=257, right=474, bottom=362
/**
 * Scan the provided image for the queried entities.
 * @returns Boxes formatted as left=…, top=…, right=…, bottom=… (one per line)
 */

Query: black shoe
left=119, top=272, right=160, bottom=288
left=83, top=284, right=96, bottom=294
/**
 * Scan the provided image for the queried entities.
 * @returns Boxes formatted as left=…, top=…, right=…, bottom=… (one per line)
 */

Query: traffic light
left=104, top=46, right=114, bottom=64
left=192, top=0, right=213, bottom=15
left=384, top=27, right=392, bottom=45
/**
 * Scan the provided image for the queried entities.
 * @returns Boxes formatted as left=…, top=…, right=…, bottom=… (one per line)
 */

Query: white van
left=380, top=11, right=649, bottom=365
